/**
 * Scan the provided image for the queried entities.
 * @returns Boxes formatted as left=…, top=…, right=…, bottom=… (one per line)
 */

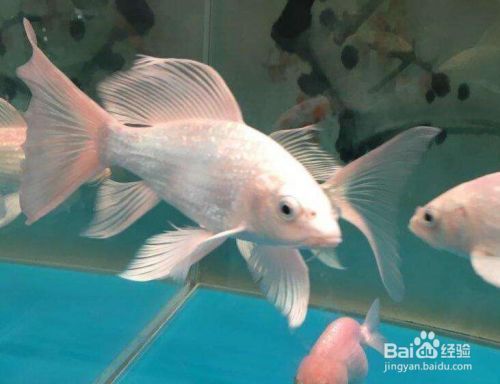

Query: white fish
left=0, top=98, right=25, bottom=228
left=296, top=299, right=384, bottom=384
left=409, top=172, right=500, bottom=288
left=18, top=19, right=439, bottom=327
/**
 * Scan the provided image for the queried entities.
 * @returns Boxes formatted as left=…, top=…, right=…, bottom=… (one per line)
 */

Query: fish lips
left=305, top=235, right=343, bottom=248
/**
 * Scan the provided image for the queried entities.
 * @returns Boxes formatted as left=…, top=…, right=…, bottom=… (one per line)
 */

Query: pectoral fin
left=0, top=192, right=21, bottom=228
left=471, top=248, right=500, bottom=288
left=311, top=248, right=346, bottom=270
left=236, top=240, right=309, bottom=328
left=121, top=226, right=244, bottom=282
left=82, top=180, right=160, bottom=239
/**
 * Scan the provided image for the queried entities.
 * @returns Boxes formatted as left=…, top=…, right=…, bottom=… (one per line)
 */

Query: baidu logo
left=384, top=330, right=471, bottom=360
left=414, top=331, right=440, bottom=359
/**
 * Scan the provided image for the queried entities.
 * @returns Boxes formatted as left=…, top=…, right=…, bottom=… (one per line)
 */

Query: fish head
left=249, top=175, right=342, bottom=247
left=409, top=194, right=469, bottom=252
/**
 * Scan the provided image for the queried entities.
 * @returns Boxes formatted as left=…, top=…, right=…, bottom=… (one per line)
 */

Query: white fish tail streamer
left=324, top=126, right=441, bottom=301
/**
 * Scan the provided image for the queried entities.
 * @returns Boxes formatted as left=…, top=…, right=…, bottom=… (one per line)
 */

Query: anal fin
left=82, top=180, right=160, bottom=239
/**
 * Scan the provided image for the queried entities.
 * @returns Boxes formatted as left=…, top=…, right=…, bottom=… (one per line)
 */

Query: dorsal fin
left=270, top=125, right=340, bottom=182
left=98, top=56, right=243, bottom=126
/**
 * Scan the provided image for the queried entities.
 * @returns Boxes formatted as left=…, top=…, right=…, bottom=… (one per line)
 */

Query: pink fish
left=0, top=99, right=26, bottom=228
left=18, top=19, right=438, bottom=326
left=409, top=172, right=500, bottom=288
left=275, top=95, right=332, bottom=130
left=296, top=299, right=384, bottom=384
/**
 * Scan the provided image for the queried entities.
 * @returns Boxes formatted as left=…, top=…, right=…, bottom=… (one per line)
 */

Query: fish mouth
left=306, top=235, right=342, bottom=248
left=408, top=216, right=418, bottom=235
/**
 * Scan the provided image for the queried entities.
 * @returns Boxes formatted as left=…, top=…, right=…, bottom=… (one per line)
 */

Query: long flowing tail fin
left=323, top=126, right=441, bottom=301
left=17, top=19, right=113, bottom=224
left=360, top=298, right=386, bottom=354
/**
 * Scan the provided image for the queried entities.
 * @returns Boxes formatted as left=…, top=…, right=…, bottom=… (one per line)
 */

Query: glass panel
left=0, top=263, right=178, bottom=383
left=118, top=287, right=500, bottom=383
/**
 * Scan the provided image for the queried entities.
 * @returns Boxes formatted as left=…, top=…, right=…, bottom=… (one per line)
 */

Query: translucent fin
left=121, top=226, right=242, bottom=282
left=0, top=98, right=26, bottom=129
left=311, top=248, right=346, bottom=270
left=17, top=19, right=112, bottom=224
left=360, top=298, right=386, bottom=354
left=82, top=180, right=160, bottom=239
left=271, top=126, right=340, bottom=182
left=323, top=126, right=441, bottom=301
left=236, top=240, right=309, bottom=328
left=98, top=55, right=243, bottom=126
left=471, top=249, right=500, bottom=288
left=0, top=192, right=21, bottom=228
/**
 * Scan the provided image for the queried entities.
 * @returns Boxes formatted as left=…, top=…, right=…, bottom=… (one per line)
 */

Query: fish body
left=107, top=120, right=335, bottom=246
left=296, top=299, right=384, bottom=384
left=18, top=19, right=439, bottom=327
left=409, top=172, right=500, bottom=287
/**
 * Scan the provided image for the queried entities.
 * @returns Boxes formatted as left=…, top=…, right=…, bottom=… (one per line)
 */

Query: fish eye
left=278, top=196, right=301, bottom=221
left=422, top=208, right=436, bottom=227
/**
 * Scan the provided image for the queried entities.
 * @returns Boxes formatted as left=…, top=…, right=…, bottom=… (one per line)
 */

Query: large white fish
left=409, top=172, right=500, bottom=288
left=18, top=19, right=438, bottom=327
left=296, top=299, right=384, bottom=384
left=0, top=99, right=25, bottom=228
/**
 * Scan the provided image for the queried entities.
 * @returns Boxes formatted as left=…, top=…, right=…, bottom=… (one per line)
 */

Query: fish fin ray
left=471, top=248, right=500, bottom=287
left=271, top=126, right=340, bottom=182
left=121, top=226, right=243, bottom=282
left=82, top=180, right=160, bottom=239
left=98, top=56, right=243, bottom=126
left=17, top=19, right=111, bottom=224
left=236, top=240, right=309, bottom=328
left=324, top=126, right=441, bottom=301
